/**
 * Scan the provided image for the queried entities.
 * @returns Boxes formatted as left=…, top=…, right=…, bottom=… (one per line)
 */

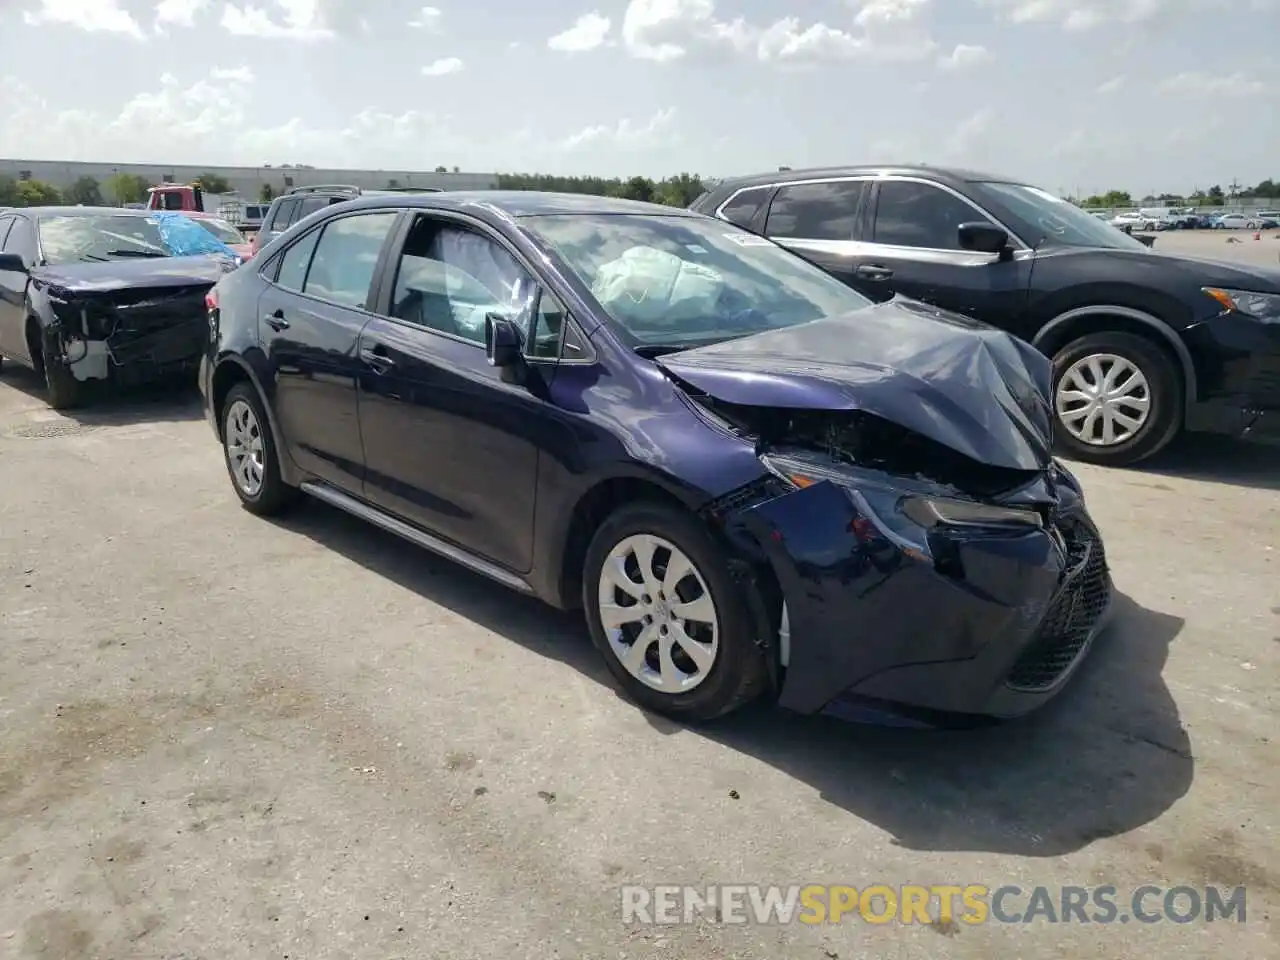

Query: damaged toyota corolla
left=0, top=206, right=239, bottom=409
left=203, top=193, right=1112, bottom=726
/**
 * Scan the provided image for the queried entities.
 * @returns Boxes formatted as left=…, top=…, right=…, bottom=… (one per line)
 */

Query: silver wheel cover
left=1055, top=352, right=1152, bottom=447
left=596, top=533, right=720, bottom=694
left=225, top=398, right=266, bottom=496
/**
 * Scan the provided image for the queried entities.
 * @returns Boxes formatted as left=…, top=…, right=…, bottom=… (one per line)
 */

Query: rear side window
left=302, top=212, right=399, bottom=309
left=275, top=229, right=321, bottom=292
left=718, top=186, right=770, bottom=229
left=765, top=181, right=865, bottom=241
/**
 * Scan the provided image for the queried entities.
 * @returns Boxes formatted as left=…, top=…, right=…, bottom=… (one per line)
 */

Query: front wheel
left=1051, top=331, right=1183, bottom=466
left=583, top=502, right=768, bottom=722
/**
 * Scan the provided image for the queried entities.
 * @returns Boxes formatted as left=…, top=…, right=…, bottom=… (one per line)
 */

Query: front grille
left=700, top=475, right=789, bottom=519
left=1005, top=516, right=1110, bottom=692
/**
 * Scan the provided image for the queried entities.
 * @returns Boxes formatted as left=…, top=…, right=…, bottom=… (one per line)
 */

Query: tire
left=34, top=337, right=82, bottom=410
left=1050, top=331, right=1182, bottom=466
left=582, top=501, right=768, bottom=722
left=220, top=381, right=297, bottom=516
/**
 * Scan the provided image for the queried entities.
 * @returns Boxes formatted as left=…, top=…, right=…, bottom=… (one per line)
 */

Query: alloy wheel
left=1055, top=353, right=1152, bottom=447
left=596, top=533, right=720, bottom=694
left=225, top=398, right=266, bottom=496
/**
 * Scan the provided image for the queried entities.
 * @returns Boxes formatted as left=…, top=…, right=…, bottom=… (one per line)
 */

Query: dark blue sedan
left=199, top=191, right=1113, bottom=724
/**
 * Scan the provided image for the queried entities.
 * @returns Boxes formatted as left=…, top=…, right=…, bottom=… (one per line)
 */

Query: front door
left=257, top=209, right=400, bottom=494
left=356, top=215, right=543, bottom=573
left=0, top=216, right=35, bottom=362
left=847, top=178, right=1032, bottom=330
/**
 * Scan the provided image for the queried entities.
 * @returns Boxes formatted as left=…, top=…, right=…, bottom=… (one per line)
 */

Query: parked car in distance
left=249, top=184, right=445, bottom=257
left=0, top=207, right=235, bottom=408
left=1110, top=211, right=1156, bottom=232
left=185, top=211, right=254, bottom=260
left=1213, top=213, right=1251, bottom=229
left=201, top=191, right=1113, bottom=725
left=691, top=165, right=1280, bottom=465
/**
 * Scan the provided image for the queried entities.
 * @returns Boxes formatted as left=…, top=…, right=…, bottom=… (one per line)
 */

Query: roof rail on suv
left=283, top=184, right=363, bottom=196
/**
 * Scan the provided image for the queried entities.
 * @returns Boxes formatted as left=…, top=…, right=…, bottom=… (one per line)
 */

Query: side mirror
left=484, top=314, right=522, bottom=369
left=958, top=222, right=1012, bottom=259
left=0, top=252, right=27, bottom=273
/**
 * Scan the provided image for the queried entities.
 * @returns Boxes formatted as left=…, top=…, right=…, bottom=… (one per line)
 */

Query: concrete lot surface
left=1, top=347, right=1278, bottom=956
left=1147, top=226, right=1280, bottom=267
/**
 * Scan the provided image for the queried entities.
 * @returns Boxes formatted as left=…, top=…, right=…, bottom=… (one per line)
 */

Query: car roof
left=330, top=190, right=701, bottom=219
left=707, top=164, right=1025, bottom=194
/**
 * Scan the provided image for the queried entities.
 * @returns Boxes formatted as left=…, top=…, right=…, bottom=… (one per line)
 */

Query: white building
left=0, top=158, right=498, bottom=199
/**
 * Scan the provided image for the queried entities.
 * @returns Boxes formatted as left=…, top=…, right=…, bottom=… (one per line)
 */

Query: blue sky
left=0, top=0, right=1277, bottom=194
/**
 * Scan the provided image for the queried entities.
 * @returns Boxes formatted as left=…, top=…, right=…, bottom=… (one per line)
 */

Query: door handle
left=359, top=343, right=396, bottom=373
left=263, top=309, right=289, bottom=331
left=855, top=264, right=894, bottom=281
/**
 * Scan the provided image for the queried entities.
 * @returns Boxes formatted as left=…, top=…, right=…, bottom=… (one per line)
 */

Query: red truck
left=146, top=183, right=213, bottom=213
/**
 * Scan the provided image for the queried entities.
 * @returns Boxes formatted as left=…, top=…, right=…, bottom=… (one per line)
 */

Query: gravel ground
left=1, top=344, right=1277, bottom=958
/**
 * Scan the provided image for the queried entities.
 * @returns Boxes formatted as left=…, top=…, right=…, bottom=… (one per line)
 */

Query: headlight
left=1203, top=287, right=1280, bottom=322
left=761, top=453, right=1043, bottom=531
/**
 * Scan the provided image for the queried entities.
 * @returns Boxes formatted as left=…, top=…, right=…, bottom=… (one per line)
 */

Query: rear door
left=849, top=177, right=1033, bottom=330
left=256, top=208, right=402, bottom=494
left=759, top=179, right=869, bottom=288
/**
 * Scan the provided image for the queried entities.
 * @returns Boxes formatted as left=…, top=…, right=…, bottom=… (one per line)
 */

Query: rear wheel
left=583, top=501, right=767, bottom=722
left=221, top=382, right=297, bottom=516
left=1051, top=331, right=1182, bottom=466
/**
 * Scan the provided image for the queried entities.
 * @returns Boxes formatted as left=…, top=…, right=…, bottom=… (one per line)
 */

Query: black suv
left=692, top=166, right=1280, bottom=465
left=251, top=185, right=443, bottom=256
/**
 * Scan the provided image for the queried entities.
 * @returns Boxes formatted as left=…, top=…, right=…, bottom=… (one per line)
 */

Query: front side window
left=267, top=199, right=297, bottom=232
left=524, top=213, right=872, bottom=350
left=3, top=218, right=35, bottom=264
left=765, top=181, right=865, bottom=241
left=297, top=196, right=328, bottom=220
left=390, top=219, right=535, bottom=345
left=0, top=217, right=16, bottom=252
left=873, top=180, right=987, bottom=250
left=303, top=212, right=398, bottom=308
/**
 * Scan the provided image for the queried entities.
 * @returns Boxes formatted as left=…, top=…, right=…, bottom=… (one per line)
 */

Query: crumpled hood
left=655, top=297, right=1055, bottom=471
left=32, top=255, right=235, bottom=295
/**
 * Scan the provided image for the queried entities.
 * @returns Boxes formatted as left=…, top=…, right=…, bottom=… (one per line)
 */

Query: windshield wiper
left=635, top=343, right=695, bottom=358
left=77, top=254, right=110, bottom=263
left=104, top=248, right=168, bottom=258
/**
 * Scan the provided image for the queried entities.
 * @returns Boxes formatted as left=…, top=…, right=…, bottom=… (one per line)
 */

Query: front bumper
left=1183, top=312, right=1280, bottom=442
left=730, top=474, right=1113, bottom=721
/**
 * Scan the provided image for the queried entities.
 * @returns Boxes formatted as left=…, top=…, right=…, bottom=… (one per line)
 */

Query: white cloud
left=1158, top=71, right=1267, bottom=95
left=422, top=57, right=464, bottom=76
left=980, top=0, right=1277, bottom=31
left=619, top=0, right=940, bottom=64
left=408, top=5, right=441, bottom=28
left=0, top=69, right=467, bottom=168
left=938, top=43, right=990, bottom=68
left=1096, top=74, right=1126, bottom=94
left=560, top=107, right=678, bottom=150
left=221, top=1, right=334, bottom=40
left=942, top=108, right=995, bottom=160
left=154, top=0, right=211, bottom=28
left=22, top=0, right=144, bottom=37
left=548, top=12, right=612, bottom=52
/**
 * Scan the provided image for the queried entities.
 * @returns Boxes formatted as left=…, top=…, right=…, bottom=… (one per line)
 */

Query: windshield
left=523, top=214, right=872, bottom=348
left=37, top=214, right=232, bottom=264
left=195, top=218, right=246, bottom=244
left=975, top=182, right=1150, bottom=251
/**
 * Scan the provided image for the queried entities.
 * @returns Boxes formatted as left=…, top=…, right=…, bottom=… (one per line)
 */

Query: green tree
left=106, top=172, right=152, bottom=205
left=1248, top=178, right=1278, bottom=198
left=435, top=165, right=448, bottom=173
left=16, top=180, right=62, bottom=206
left=258, top=183, right=275, bottom=202
left=64, top=175, right=104, bottom=206
left=653, top=173, right=707, bottom=207
left=1082, top=189, right=1133, bottom=207
left=0, top=175, right=20, bottom=207
left=194, top=172, right=231, bottom=193
left=619, top=176, right=656, bottom=203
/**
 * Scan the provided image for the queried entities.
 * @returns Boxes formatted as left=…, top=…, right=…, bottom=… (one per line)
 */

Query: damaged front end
left=658, top=308, right=1113, bottom=722
left=41, top=282, right=216, bottom=385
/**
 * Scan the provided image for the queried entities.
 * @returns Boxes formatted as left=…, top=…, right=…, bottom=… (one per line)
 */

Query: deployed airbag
left=591, top=246, right=724, bottom=325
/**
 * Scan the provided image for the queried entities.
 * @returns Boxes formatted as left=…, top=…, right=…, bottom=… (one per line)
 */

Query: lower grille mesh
left=1006, top=516, right=1110, bottom=692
